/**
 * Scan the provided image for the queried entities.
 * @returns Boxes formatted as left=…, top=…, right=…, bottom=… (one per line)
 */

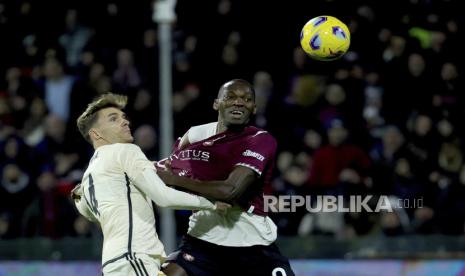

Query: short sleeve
left=187, top=122, right=218, bottom=143
left=235, top=132, right=277, bottom=176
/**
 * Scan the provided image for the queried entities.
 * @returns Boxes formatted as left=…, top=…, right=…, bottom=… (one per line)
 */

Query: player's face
left=215, top=82, right=256, bottom=127
left=92, top=107, right=133, bottom=144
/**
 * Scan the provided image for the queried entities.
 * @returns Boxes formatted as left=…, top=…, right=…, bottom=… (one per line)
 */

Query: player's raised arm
left=117, top=143, right=228, bottom=211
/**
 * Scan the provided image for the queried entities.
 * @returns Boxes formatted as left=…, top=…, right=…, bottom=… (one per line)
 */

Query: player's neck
left=93, top=141, right=110, bottom=150
left=93, top=137, right=114, bottom=149
left=216, top=121, right=226, bottom=134
left=217, top=121, right=246, bottom=134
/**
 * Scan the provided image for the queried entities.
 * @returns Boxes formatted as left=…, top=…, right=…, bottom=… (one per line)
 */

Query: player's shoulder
left=189, top=122, right=217, bottom=134
left=116, top=142, right=140, bottom=149
left=245, top=126, right=277, bottom=143
left=101, top=143, right=143, bottom=156
left=188, top=122, right=218, bottom=143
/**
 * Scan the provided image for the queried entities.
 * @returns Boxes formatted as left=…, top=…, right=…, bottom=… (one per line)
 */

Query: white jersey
left=184, top=122, right=278, bottom=247
left=74, top=143, right=215, bottom=267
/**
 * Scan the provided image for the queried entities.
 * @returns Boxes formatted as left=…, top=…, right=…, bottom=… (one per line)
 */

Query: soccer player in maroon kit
left=157, top=79, right=295, bottom=276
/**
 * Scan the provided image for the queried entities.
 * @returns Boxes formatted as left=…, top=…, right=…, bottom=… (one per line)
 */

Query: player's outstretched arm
left=135, top=167, right=229, bottom=211
left=117, top=143, right=229, bottom=211
left=157, top=164, right=257, bottom=202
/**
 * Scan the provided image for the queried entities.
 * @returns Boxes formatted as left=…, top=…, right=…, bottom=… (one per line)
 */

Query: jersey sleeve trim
left=235, top=162, right=262, bottom=175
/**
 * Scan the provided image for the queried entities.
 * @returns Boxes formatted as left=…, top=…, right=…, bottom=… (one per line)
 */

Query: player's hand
left=214, top=201, right=232, bottom=214
left=164, top=159, right=173, bottom=172
left=157, top=169, right=174, bottom=185
left=71, top=183, right=82, bottom=201
left=156, top=160, right=176, bottom=185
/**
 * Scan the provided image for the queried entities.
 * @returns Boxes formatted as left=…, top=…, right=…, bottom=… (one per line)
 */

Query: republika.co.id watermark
left=263, top=195, right=423, bottom=213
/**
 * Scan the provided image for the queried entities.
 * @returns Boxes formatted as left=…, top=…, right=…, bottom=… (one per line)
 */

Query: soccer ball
left=300, top=15, right=350, bottom=61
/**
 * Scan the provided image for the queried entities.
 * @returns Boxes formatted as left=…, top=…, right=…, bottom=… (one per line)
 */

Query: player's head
left=213, top=79, right=256, bottom=128
left=77, top=93, right=133, bottom=147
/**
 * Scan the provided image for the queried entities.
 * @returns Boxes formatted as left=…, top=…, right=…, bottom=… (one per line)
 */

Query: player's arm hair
left=158, top=166, right=257, bottom=202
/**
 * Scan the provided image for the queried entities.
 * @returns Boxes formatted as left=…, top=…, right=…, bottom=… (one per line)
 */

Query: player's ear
left=213, top=99, right=219, bottom=111
left=89, top=128, right=101, bottom=141
left=253, top=104, right=257, bottom=115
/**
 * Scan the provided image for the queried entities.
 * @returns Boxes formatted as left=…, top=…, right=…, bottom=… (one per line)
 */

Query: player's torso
left=167, top=127, right=273, bottom=211
left=166, top=126, right=278, bottom=246
left=81, top=147, right=163, bottom=262
left=82, top=149, right=149, bottom=223
left=169, top=134, right=247, bottom=181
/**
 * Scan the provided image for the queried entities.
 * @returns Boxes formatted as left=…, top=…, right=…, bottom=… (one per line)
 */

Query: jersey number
left=88, top=174, right=100, bottom=216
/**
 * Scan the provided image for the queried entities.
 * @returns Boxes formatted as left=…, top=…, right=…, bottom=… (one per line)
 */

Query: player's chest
left=170, top=143, right=246, bottom=176
left=173, top=145, right=242, bottom=163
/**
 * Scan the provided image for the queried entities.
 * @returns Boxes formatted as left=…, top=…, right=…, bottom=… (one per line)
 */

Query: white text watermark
left=263, top=195, right=423, bottom=213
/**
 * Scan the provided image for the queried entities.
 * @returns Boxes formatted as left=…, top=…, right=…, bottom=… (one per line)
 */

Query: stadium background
left=0, top=0, right=464, bottom=275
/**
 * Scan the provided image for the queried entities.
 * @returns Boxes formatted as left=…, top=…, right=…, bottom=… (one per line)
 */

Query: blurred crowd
left=0, top=0, right=464, bottom=240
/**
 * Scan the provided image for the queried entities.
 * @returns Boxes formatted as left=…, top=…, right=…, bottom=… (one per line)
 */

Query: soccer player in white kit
left=72, top=93, right=228, bottom=276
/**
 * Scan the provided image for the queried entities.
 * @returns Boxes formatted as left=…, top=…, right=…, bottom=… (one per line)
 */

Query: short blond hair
left=77, top=93, right=128, bottom=144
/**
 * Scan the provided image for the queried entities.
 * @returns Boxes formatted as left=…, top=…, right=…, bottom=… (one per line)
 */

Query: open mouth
left=230, top=110, right=245, bottom=118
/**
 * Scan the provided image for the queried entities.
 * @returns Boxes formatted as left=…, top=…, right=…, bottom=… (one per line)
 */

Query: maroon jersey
left=160, top=126, right=277, bottom=215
